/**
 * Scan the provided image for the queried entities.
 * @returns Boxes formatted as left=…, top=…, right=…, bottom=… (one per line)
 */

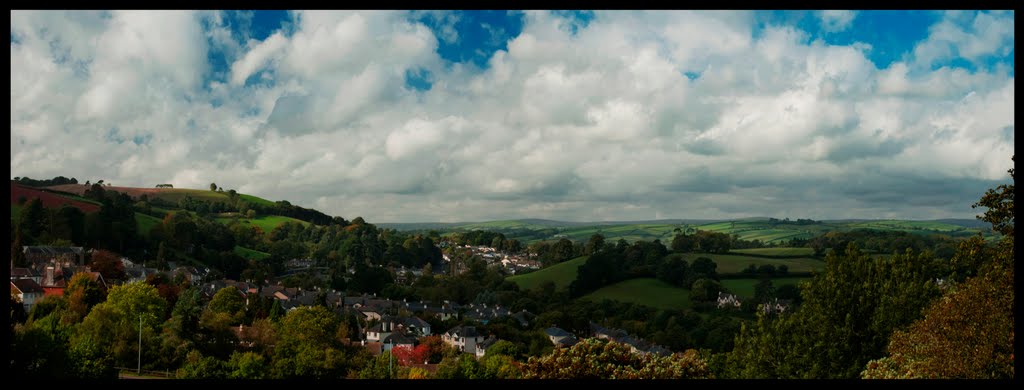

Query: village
left=11, top=244, right=671, bottom=372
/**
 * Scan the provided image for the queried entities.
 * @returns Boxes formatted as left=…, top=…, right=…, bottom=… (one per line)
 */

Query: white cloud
left=9, top=10, right=1015, bottom=222
left=911, top=10, right=1014, bottom=70
left=819, top=10, right=858, bottom=32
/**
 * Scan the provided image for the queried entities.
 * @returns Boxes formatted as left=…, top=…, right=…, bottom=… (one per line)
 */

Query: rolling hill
left=386, top=216, right=992, bottom=245
left=13, top=182, right=309, bottom=235
left=506, top=255, right=589, bottom=291
left=581, top=278, right=692, bottom=311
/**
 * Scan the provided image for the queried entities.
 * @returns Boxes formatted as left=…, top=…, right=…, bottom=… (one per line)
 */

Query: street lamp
left=138, top=314, right=142, bottom=374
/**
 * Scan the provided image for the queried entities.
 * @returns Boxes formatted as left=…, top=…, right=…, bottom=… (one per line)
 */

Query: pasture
left=730, top=247, right=815, bottom=257
left=679, top=253, right=824, bottom=274
left=720, top=277, right=811, bottom=298
left=507, top=256, right=588, bottom=291
left=581, top=278, right=693, bottom=311
left=217, top=214, right=310, bottom=233
left=234, top=245, right=271, bottom=261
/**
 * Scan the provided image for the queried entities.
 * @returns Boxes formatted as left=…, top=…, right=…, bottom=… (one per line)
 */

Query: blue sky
left=10, top=10, right=1015, bottom=222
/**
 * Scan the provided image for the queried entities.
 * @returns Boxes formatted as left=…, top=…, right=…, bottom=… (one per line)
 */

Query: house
left=544, top=327, right=574, bottom=346
left=381, top=331, right=418, bottom=352
left=10, top=267, right=41, bottom=284
left=442, top=326, right=484, bottom=354
left=761, top=298, right=792, bottom=315
left=590, top=322, right=627, bottom=340
left=358, top=307, right=383, bottom=321
left=11, top=279, right=45, bottom=312
left=366, top=316, right=398, bottom=342
left=475, top=336, right=499, bottom=358
left=23, top=246, right=85, bottom=268
left=717, top=292, right=742, bottom=309
left=39, top=265, right=68, bottom=296
left=512, top=310, right=537, bottom=328
left=172, top=266, right=206, bottom=284
left=402, top=316, right=432, bottom=336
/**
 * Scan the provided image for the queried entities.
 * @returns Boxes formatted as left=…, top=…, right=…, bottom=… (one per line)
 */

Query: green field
left=217, top=215, right=310, bottom=233
left=135, top=213, right=161, bottom=238
left=679, top=253, right=824, bottom=274
left=730, top=247, right=815, bottom=257
left=507, top=256, right=588, bottom=291
left=234, top=245, right=271, bottom=261
left=581, top=278, right=692, bottom=311
left=418, top=217, right=991, bottom=246
left=720, top=277, right=811, bottom=298
left=239, top=193, right=275, bottom=206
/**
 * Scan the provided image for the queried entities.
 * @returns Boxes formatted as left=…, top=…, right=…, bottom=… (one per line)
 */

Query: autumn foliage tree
left=89, top=249, right=126, bottom=282
left=522, top=338, right=711, bottom=379
left=862, top=157, right=1014, bottom=379
left=392, top=344, right=430, bottom=366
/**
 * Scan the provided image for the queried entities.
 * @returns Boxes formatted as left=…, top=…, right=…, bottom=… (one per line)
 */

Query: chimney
left=45, top=266, right=55, bottom=286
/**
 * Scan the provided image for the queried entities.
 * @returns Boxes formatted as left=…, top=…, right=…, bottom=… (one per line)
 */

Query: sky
left=9, top=10, right=1015, bottom=223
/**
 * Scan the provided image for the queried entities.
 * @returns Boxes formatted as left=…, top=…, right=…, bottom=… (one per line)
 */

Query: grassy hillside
left=45, top=184, right=277, bottom=208
left=720, top=277, right=811, bottom=298
left=234, top=245, right=271, bottom=261
left=402, top=217, right=991, bottom=245
left=581, top=278, right=692, bottom=311
left=216, top=215, right=310, bottom=233
left=135, top=213, right=161, bottom=238
left=238, top=193, right=275, bottom=206
left=680, top=253, right=824, bottom=274
left=730, top=247, right=815, bottom=257
left=507, top=256, right=588, bottom=291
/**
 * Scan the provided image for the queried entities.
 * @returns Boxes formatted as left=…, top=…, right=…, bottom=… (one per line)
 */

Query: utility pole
left=138, top=314, right=142, bottom=374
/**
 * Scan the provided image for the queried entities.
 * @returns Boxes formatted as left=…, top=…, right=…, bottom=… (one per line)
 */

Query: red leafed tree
left=90, top=249, right=126, bottom=281
left=392, top=344, right=430, bottom=366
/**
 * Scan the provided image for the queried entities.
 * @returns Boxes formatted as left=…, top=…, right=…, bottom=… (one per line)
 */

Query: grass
left=720, top=277, right=812, bottom=298
left=580, top=278, right=692, bottom=311
left=423, top=217, right=991, bottom=246
left=679, top=253, right=824, bottom=274
left=216, top=214, right=309, bottom=233
left=730, top=247, right=815, bottom=257
left=507, top=256, right=589, bottom=291
left=135, top=213, right=161, bottom=238
left=239, top=193, right=275, bottom=207
left=234, top=245, right=271, bottom=261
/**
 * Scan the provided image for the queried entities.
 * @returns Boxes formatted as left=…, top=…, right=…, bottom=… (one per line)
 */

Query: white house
left=717, top=292, right=742, bottom=309
left=11, top=279, right=44, bottom=312
left=442, top=326, right=483, bottom=354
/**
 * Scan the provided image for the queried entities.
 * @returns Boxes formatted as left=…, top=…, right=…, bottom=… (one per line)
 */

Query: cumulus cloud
left=819, top=10, right=858, bottom=32
left=10, top=10, right=1015, bottom=222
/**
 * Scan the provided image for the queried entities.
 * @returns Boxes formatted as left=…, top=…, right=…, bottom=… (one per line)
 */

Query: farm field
left=234, top=245, right=271, bottom=261
left=216, top=215, right=310, bottom=233
left=11, top=183, right=101, bottom=213
left=507, top=256, right=588, bottom=291
left=679, top=253, right=824, bottom=274
left=720, top=277, right=812, bottom=298
left=403, top=216, right=991, bottom=246
left=135, top=213, right=161, bottom=238
left=730, top=247, right=815, bottom=257
left=581, top=278, right=692, bottom=311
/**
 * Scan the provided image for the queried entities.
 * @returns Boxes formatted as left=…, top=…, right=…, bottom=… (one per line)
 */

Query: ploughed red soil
left=11, top=183, right=101, bottom=213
